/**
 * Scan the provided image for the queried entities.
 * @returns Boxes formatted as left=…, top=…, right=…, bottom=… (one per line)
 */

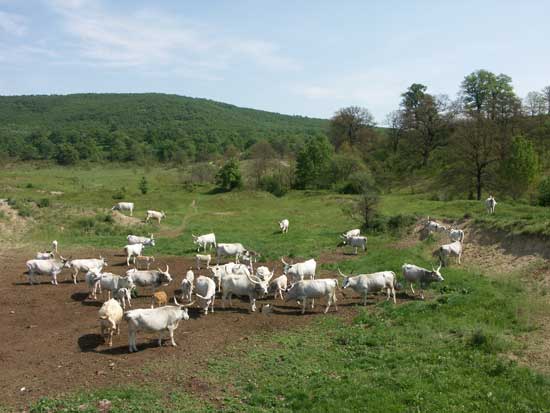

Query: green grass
left=2, top=164, right=550, bottom=412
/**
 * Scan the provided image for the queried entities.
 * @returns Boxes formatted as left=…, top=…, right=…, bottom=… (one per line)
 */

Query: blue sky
left=1, top=0, right=549, bottom=122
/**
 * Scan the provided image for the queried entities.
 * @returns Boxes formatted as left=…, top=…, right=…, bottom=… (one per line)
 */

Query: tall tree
left=542, top=85, right=550, bottom=115
left=524, top=91, right=546, bottom=116
left=294, top=136, right=333, bottom=189
left=249, top=140, right=276, bottom=186
left=385, top=110, right=405, bottom=153
left=328, top=106, right=375, bottom=151
left=501, top=136, right=539, bottom=199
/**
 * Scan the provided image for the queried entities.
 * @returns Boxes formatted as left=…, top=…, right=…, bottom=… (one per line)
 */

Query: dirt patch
left=110, top=211, right=144, bottom=227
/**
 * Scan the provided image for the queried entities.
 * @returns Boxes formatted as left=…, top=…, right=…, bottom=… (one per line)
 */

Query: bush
left=338, top=170, right=375, bottom=194
left=56, top=144, right=79, bottom=165
left=216, top=159, right=242, bottom=191
left=112, top=187, right=126, bottom=200
left=139, top=176, right=148, bottom=195
left=259, top=175, right=288, bottom=197
left=386, top=214, right=416, bottom=234
left=37, top=198, right=50, bottom=208
left=538, top=176, right=550, bottom=206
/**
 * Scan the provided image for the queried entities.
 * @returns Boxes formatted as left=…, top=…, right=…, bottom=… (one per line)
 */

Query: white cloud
left=47, top=0, right=300, bottom=77
left=0, top=10, right=27, bottom=36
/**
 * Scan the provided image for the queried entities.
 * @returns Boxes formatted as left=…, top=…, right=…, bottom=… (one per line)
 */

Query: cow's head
left=431, top=264, right=444, bottom=282
left=59, top=256, right=72, bottom=268
left=191, top=234, right=198, bottom=243
left=280, top=257, right=293, bottom=274
left=337, top=268, right=352, bottom=289
left=158, top=265, right=172, bottom=285
left=147, top=238, right=156, bottom=247
left=99, top=256, right=108, bottom=267
left=173, top=297, right=194, bottom=320
left=247, top=272, right=272, bottom=296
left=161, top=211, right=166, bottom=218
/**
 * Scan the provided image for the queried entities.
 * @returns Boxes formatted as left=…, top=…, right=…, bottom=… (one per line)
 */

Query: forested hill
left=0, top=93, right=328, bottom=163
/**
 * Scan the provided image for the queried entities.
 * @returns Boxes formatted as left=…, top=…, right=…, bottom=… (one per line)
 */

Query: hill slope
left=0, top=93, right=328, bottom=162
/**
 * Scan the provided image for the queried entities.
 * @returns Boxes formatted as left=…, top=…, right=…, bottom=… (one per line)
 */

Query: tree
left=249, top=140, right=276, bottom=186
left=524, top=91, right=546, bottom=116
left=139, top=176, right=149, bottom=195
left=385, top=110, right=405, bottom=153
left=56, top=144, right=79, bottom=165
left=294, top=136, right=333, bottom=189
left=328, top=106, right=376, bottom=151
left=541, top=86, right=550, bottom=115
left=215, top=159, right=242, bottom=191
left=501, top=136, right=539, bottom=199
left=448, top=118, right=500, bottom=200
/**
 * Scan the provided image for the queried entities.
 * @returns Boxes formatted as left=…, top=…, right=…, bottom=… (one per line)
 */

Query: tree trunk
left=476, top=169, right=482, bottom=200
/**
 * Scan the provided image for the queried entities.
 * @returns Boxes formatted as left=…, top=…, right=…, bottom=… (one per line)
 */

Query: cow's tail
left=459, top=231, right=464, bottom=243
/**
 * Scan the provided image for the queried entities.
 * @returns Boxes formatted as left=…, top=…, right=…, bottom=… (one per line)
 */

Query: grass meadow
left=1, top=163, right=550, bottom=412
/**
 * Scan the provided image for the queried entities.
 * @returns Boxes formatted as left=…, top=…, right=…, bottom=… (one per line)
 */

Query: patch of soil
left=110, top=211, right=144, bottom=227
left=0, top=248, right=405, bottom=410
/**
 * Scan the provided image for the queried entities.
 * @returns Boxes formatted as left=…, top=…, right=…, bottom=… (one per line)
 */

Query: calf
left=151, top=291, right=168, bottom=308
left=402, top=263, right=444, bottom=300
left=25, top=257, right=70, bottom=285
left=281, top=258, right=316, bottom=285
left=180, top=269, right=194, bottom=303
left=52, top=240, right=58, bottom=253
left=338, top=268, right=396, bottom=305
left=68, top=257, right=107, bottom=284
left=285, top=279, right=339, bottom=314
left=116, top=287, right=132, bottom=309
left=98, top=298, right=123, bottom=347
left=268, top=274, right=287, bottom=300
left=485, top=195, right=497, bottom=214
left=135, top=255, right=155, bottom=270
left=195, top=253, right=211, bottom=270
left=124, top=243, right=144, bottom=266
left=92, top=271, right=135, bottom=300
left=124, top=299, right=194, bottom=352
left=437, top=241, right=463, bottom=265
left=279, top=219, right=289, bottom=233
left=145, top=210, right=166, bottom=224
left=340, top=235, right=367, bottom=255
left=195, top=276, right=216, bottom=315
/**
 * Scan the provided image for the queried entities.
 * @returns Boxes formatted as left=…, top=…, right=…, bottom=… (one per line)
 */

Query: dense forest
left=2, top=71, right=550, bottom=207
left=0, top=93, right=327, bottom=163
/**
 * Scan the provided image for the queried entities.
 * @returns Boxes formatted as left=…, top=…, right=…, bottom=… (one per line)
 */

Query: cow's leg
left=324, top=295, right=332, bottom=313
left=333, top=291, right=338, bottom=311
left=222, top=292, right=227, bottom=308
left=391, top=285, right=396, bottom=304
left=410, top=282, right=415, bottom=295
left=363, top=293, right=368, bottom=306
left=211, top=297, right=215, bottom=313
left=128, top=331, right=136, bottom=352
left=52, top=272, right=58, bottom=285
left=311, top=298, right=315, bottom=309
left=158, top=331, right=163, bottom=347
left=108, top=329, right=113, bottom=347
left=301, top=298, right=307, bottom=314
left=169, top=328, right=177, bottom=347
left=250, top=297, right=256, bottom=312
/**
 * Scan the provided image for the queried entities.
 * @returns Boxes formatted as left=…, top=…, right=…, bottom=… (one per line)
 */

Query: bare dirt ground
left=0, top=248, right=406, bottom=411
left=0, top=201, right=32, bottom=245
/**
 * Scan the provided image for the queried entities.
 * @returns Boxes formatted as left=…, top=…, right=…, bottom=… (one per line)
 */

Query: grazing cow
left=126, top=265, right=172, bottom=291
left=285, top=279, right=339, bottom=314
left=268, top=274, right=287, bottom=300
left=338, top=268, right=396, bottom=305
left=52, top=240, right=58, bottom=253
left=127, top=234, right=155, bottom=247
left=485, top=195, right=497, bottom=214
left=91, top=270, right=135, bottom=300
left=438, top=241, right=463, bottom=266
left=425, top=218, right=447, bottom=234
left=281, top=258, right=316, bottom=284
left=192, top=233, right=217, bottom=252
left=35, top=251, right=55, bottom=260
left=68, top=257, right=107, bottom=284
left=448, top=228, right=465, bottom=243
left=98, top=299, right=123, bottom=347
left=402, top=263, right=444, bottom=300
left=145, top=210, right=166, bottom=224
left=180, top=269, right=194, bottom=303
left=124, top=243, right=144, bottom=266
left=115, top=287, right=132, bottom=309
left=25, top=257, right=70, bottom=285
left=151, top=291, right=168, bottom=308
left=279, top=219, right=289, bottom=234
left=111, top=202, right=134, bottom=216
left=221, top=272, right=273, bottom=312
left=195, top=253, right=211, bottom=270
left=135, top=255, right=155, bottom=270
left=209, top=263, right=251, bottom=292
left=216, top=243, right=247, bottom=264
left=195, top=276, right=217, bottom=315
left=340, top=235, right=368, bottom=255
left=342, top=229, right=360, bottom=239
left=124, top=299, right=194, bottom=352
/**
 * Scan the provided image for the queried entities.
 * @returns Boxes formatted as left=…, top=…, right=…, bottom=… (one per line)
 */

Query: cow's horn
left=165, top=264, right=169, bottom=273
left=182, top=301, right=195, bottom=307
left=173, top=296, right=180, bottom=305
left=280, top=257, right=288, bottom=265
left=337, top=267, right=346, bottom=277
left=150, top=233, right=154, bottom=239
left=436, top=263, right=442, bottom=272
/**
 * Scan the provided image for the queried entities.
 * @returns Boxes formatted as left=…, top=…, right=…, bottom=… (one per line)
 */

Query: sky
left=1, top=0, right=549, bottom=123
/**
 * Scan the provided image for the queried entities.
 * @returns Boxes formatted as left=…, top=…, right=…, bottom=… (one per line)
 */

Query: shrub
left=387, top=214, right=416, bottom=234
left=538, top=176, right=550, bottom=206
left=37, top=198, right=50, bottom=208
left=259, top=175, right=288, bottom=197
left=139, top=176, right=148, bottom=195
left=25, top=183, right=34, bottom=189
left=112, top=187, right=126, bottom=200
left=215, top=159, right=242, bottom=191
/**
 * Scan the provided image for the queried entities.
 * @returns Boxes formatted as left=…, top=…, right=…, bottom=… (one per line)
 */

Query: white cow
left=340, top=235, right=367, bottom=255
left=209, top=263, right=251, bottom=292
left=195, top=254, right=211, bottom=270
left=124, top=243, right=144, bottom=266
left=195, top=276, right=217, bottom=315
left=52, top=240, right=58, bottom=253
left=35, top=251, right=55, bottom=260
left=216, top=243, right=247, bottom=264
left=25, top=257, right=70, bottom=285
left=90, top=270, right=135, bottom=300
left=98, top=298, right=123, bottom=347
left=281, top=258, right=316, bottom=284
left=221, top=272, right=273, bottom=312
left=338, top=268, right=396, bottom=305
left=279, top=219, right=289, bottom=234
left=126, top=265, right=172, bottom=291
left=112, top=202, right=134, bottom=216
left=68, top=257, right=107, bottom=284
left=402, top=263, right=444, bottom=300
left=285, top=279, right=339, bottom=314
left=268, top=274, right=288, bottom=300
left=192, top=233, right=217, bottom=252
left=127, top=234, right=155, bottom=247
left=115, top=287, right=132, bottom=309
left=180, top=269, right=194, bottom=303
left=124, top=299, right=194, bottom=352
left=448, top=228, right=465, bottom=243
left=438, top=241, right=463, bottom=266
left=425, top=218, right=447, bottom=234
left=145, top=210, right=166, bottom=224
left=342, top=228, right=360, bottom=238
left=485, top=195, right=497, bottom=214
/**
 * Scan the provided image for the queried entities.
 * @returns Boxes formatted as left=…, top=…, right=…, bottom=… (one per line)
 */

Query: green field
left=2, top=164, right=550, bottom=412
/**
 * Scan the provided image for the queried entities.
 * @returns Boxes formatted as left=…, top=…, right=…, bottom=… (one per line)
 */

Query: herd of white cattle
left=21, top=196, right=495, bottom=353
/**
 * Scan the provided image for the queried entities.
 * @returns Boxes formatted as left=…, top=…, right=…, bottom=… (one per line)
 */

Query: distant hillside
left=0, top=93, right=328, bottom=162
